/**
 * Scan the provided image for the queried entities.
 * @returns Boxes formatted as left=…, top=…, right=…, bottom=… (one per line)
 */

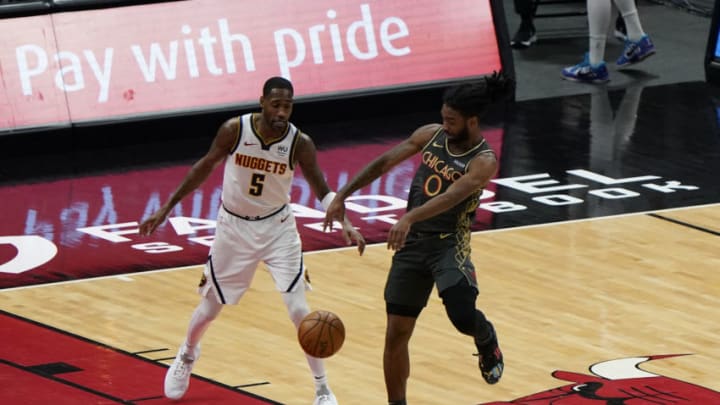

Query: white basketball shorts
left=198, top=204, right=305, bottom=304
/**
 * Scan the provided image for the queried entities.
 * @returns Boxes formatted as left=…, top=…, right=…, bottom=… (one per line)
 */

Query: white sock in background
left=588, top=0, right=613, bottom=65
left=613, top=0, right=646, bottom=41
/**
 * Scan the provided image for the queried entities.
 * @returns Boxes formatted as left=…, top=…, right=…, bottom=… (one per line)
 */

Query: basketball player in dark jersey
left=323, top=72, right=514, bottom=405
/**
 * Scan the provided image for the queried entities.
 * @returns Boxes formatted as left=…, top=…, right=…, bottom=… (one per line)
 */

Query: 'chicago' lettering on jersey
left=422, top=151, right=463, bottom=182
left=234, top=153, right=287, bottom=175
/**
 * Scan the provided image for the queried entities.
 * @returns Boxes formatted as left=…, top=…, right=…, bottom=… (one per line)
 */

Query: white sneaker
left=164, top=344, right=200, bottom=400
left=313, top=386, right=338, bottom=405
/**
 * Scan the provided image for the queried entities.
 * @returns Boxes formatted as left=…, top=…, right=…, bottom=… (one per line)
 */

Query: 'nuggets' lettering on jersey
left=422, top=151, right=464, bottom=182
left=234, top=153, right=287, bottom=175
left=222, top=113, right=297, bottom=217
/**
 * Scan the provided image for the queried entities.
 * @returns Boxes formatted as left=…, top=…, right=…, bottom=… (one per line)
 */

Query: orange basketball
left=297, top=310, right=345, bottom=358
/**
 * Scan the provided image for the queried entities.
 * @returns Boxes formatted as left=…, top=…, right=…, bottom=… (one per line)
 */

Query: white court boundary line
left=2, top=202, right=718, bottom=292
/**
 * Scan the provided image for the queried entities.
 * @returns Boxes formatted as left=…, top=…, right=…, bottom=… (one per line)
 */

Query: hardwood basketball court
left=2, top=203, right=718, bottom=404
left=2, top=0, right=720, bottom=402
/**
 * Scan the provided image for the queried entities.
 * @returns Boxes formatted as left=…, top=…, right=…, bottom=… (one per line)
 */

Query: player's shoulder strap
left=228, top=114, right=247, bottom=154
left=288, top=128, right=304, bottom=171
left=464, top=139, right=496, bottom=174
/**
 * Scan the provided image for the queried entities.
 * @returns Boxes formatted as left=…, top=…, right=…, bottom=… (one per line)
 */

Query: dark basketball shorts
left=384, top=232, right=478, bottom=309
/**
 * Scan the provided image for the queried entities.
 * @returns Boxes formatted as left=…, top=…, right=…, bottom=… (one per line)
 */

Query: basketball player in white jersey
left=139, top=77, right=365, bottom=405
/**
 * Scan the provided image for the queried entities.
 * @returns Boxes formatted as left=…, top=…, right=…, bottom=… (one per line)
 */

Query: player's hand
left=386, top=216, right=412, bottom=251
left=322, top=197, right=346, bottom=232
left=139, top=208, right=169, bottom=236
left=341, top=222, right=366, bottom=256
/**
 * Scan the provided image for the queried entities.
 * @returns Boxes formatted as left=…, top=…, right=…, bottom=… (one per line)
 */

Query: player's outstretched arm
left=295, top=132, right=366, bottom=255
left=139, top=117, right=239, bottom=236
left=322, top=124, right=440, bottom=232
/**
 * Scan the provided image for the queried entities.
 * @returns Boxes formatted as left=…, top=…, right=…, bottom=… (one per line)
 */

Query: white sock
left=587, top=0, right=613, bottom=65
left=614, top=0, right=645, bottom=41
left=589, top=35, right=608, bottom=66
left=314, top=375, right=330, bottom=393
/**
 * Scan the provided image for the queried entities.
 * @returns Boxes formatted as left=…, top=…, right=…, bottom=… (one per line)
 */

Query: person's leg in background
left=510, top=0, right=538, bottom=49
left=561, top=0, right=612, bottom=83
left=614, top=6, right=628, bottom=41
left=614, top=0, right=645, bottom=42
left=587, top=0, right=614, bottom=66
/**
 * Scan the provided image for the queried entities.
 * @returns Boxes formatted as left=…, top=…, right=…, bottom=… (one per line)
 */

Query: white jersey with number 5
left=221, top=113, right=299, bottom=218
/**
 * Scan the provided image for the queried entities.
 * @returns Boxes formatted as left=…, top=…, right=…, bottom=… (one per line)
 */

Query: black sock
left=389, top=400, right=407, bottom=405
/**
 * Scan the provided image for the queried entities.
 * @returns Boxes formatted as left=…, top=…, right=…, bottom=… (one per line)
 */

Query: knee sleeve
left=440, top=283, right=487, bottom=337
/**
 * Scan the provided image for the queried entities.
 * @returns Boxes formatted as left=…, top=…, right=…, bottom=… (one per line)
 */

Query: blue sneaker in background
left=562, top=54, right=610, bottom=84
left=617, top=35, right=656, bottom=67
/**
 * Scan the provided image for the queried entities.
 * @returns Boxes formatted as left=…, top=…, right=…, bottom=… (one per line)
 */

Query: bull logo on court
left=480, top=355, right=720, bottom=404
